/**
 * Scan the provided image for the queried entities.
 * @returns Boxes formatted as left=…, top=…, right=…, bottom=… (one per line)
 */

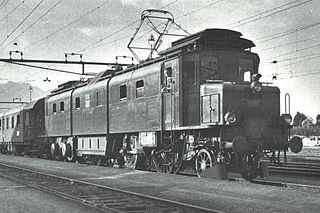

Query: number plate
left=247, top=100, right=260, bottom=107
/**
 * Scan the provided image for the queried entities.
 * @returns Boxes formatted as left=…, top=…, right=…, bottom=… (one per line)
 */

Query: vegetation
left=291, top=112, right=320, bottom=137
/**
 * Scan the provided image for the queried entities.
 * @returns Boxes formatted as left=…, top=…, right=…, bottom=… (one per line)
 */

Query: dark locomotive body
left=0, top=29, right=302, bottom=179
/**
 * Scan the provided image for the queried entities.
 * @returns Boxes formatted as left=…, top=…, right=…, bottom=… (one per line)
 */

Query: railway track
left=0, top=162, right=220, bottom=213
left=267, top=162, right=320, bottom=177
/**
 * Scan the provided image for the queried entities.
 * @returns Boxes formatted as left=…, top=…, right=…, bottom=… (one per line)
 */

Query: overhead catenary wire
left=225, top=0, right=314, bottom=28
left=0, top=0, right=45, bottom=48
left=24, top=0, right=113, bottom=50
left=176, top=0, right=224, bottom=19
left=77, top=0, right=222, bottom=53
left=6, top=61, right=85, bottom=75
left=255, top=20, right=320, bottom=44
left=0, top=0, right=64, bottom=54
left=0, top=0, right=25, bottom=24
left=76, top=0, right=181, bottom=53
left=258, top=35, right=320, bottom=51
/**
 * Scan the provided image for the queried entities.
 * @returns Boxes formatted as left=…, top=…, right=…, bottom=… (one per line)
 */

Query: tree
left=316, top=114, right=320, bottom=127
left=301, top=117, right=314, bottom=128
left=292, top=112, right=307, bottom=127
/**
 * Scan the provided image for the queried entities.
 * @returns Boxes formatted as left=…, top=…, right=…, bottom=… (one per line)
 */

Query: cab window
left=201, top=56, right=218, bottom=81
left=183, top=61, right=197, bottom=85
left=239, top=59, right=253, bottom=81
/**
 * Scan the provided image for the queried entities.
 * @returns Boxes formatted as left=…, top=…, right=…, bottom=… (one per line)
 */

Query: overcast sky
left=0, top=0, right=319, bottom=118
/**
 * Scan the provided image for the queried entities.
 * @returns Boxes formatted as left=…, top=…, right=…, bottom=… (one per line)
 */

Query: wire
left=227, top=0, right=314, bottom=28
left=78, top=0, right=219, bottom=53
left=24, top=0, right=113, bottom=50
left=266, top=42, right=320, bottom=61
left=256, top=20, right=320, bottom=44
left=0, top=0, right=64, bottom=54
left=0, top=0, right=8, bottom=11
left=0, top=0, right=45, bottom=48
left=0, top=0, right=24, bottom=24
left=76, top=20, right=140, bottom=53
left=258, top=35, right=320, bottom=51
left=5, top=61, right=83, bottom=75
left=176, top=0, right=224, bottom=19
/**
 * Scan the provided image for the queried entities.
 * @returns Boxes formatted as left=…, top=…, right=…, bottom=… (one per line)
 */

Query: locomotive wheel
left=240, top=155, right=259, bottom=181
left=65, top=143, right=73, bottom=162
left=50, top=143, right=61, bottom=161
left=152, top=151, right=175, bottom=174
left=240, top=170, right=258, bottom=180
left=195, top=148, right=215, bottom=177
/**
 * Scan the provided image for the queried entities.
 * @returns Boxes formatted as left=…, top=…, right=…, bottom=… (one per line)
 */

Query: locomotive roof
left=159, top=28, right=255, bottom=55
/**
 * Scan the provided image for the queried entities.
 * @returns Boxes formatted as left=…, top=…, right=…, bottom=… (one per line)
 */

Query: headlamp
left=224, top=112, right=237, bottom=124
left=250, top=81, right=262, bottom=92
left=281, top=114, right=292, bottom=125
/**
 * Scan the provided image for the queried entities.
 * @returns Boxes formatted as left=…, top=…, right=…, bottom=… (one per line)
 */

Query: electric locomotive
left=44, top=28, right=302, bottom=180
left=0, top=27, right=303, bottom=180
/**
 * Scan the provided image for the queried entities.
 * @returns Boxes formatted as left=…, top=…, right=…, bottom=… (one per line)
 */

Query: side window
left=17, top=115, right=20, bottom=125
left=120, top=84, right=127, bottom=100
left=0, top=119, right=1, bottom=129
left=96, top=91, right=102, bottom=106
left=45, top=103, right=48, bottom=116
left=60, top=101, right=64, bottom=112
left=136, top=80, right=144, bottom=98
left=11, top=116, right=14, bottom=128
left=75, top=97, right=80, bottom=109
left=6, top=117, right=9, bottom=129
left=25, top=112, right=30, bottom=125
left=53, top=103, right=57, bottom=114
left=85, top=94, right=90, bottom=108
left=183, top=61, right=197, bottom=85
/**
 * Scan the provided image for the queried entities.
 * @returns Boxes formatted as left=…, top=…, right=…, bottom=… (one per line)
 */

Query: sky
left=0, top=0, right=319, bottom=119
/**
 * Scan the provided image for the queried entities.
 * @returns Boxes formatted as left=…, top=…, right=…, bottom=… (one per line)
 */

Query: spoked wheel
left=195, top=148, right=216, bottom=177
left=125, top=154, right=138, bottom=169
left=152, top=150, right=176, bottom=174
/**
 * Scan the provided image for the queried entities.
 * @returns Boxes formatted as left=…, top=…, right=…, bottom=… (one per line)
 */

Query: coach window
left=120, top=84, right=127, bottom=101
left=75, top=97, right=81, bottom=109
left=136, top=80, right=144, bottom=98
left=183, top=61, right=197, bottom=85
left=11, top=116, right=14, bottom=128
left=60, top=101, right=65, bottom=112
left=2, top=118, right=4, bottom=130
left=17, top=115, right=20, bottom=125
left=53, top=103, right=57, bottom=114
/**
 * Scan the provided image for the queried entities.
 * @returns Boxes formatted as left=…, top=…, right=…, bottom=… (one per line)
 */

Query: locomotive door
left=201, top=94, right=220, bottom=123
left=161, top=59, right=179, bottom=130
